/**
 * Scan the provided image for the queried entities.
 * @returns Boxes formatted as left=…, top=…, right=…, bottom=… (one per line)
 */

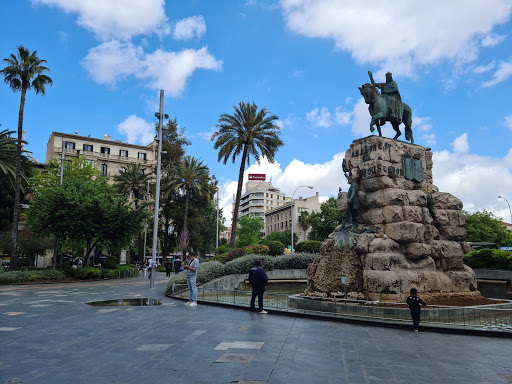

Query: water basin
left=86, top=298, right=161, bottom=306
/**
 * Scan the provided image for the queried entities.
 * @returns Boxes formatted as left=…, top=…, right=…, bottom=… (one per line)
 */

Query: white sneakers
left=189, top=302, right=197, bottom=307
left=185, top=301, right=191, bottom=306
left=259, top=310, right=268, bottom=314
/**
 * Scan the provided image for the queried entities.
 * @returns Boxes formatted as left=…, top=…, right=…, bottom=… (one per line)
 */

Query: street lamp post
left=291, top=186, right=313, bottom=253
left=52, top=138, right=67, bottom=268
left=150, top=90, right=168, bottom=288
left=142, top=181, right=150, bottom=265
left=216, top=186, right=219, bottom=250
left=498, top=195, right=512, bottom=223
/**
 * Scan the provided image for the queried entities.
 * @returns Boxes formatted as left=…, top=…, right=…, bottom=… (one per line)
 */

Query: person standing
left=148, top=258, right=154, bottom=279
left=406, top=288, right=427, bottom=332
left=173, top=257, right=182, bottom=275
left=249, top=259, right=269, bottom=314
left=165, top=258, right=172, bottom=278
left=184, top=252, right=199, bottom=306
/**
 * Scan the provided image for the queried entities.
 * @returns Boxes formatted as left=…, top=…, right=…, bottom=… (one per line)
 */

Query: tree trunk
left=181, top=190, right=190, bottom=259
left=10, top=87, right=27, bottom=271
left=230, top=145, right=248, bottom=248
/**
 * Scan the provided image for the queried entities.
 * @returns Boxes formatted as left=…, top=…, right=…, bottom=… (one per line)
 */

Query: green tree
left=212, top=101, right=283, bottom=247
left=1, top=46, right=52, bottom=270
left=0, top=129, right=18, bottom=179
left=464, top=210, right=512, bottom=246
left=236, top=215, right=264, bottom=247
left=113, top=163, right=152, bottom=261
left=308, top=197, right=344, bottom=241
left=262, top=229, right=297, bottom=249
left=298, top=211, right=311, bottom=242
left=27, top=158, right=148, bottom=266
left=164, top=156, right=210, bottom=257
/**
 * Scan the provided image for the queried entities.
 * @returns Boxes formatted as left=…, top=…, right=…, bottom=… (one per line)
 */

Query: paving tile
left=215, top=353, right=256, bottom=363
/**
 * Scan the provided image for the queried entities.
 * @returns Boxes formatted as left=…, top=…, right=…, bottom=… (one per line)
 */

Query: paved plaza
left=1, top=273, right=512, bottom=384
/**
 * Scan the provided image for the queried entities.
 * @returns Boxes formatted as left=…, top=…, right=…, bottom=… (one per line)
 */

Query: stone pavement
left=1, top=273, right=512, bottom=384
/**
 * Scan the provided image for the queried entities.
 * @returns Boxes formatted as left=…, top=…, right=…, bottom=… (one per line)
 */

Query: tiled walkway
left=1, top=274, right=511, bottom=384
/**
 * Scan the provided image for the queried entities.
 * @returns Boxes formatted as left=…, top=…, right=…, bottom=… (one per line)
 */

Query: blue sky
left=2, top=0, right=512, bottom=224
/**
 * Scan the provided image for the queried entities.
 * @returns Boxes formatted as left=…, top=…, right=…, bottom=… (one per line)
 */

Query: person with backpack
left=249, top=259, right=269, bottom=314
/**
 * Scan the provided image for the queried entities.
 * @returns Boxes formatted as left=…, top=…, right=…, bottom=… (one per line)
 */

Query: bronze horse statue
left=358, top=83, right=414, bottom=143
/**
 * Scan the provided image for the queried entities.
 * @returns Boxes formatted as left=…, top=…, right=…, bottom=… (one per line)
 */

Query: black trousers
left=410, top=309, right=421, bottom=330
left=250, top=288, right=265, bottom=312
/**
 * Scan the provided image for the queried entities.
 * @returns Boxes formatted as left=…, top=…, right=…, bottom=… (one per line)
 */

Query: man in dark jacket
left=249, top=259, right=269, bottom=314
left=406, top=288, right=427, bottom=332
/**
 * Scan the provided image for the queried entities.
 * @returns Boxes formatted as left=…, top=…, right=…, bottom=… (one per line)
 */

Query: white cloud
left=481, top=33, right=507, bottom=47
left=293, top=69, right=304, bottom=77
left=306, top=106, right=352, bottom=128
left=280, top=0, right=512, bottom=76
left=473, top=61, right=496, bottom=74
left=413, top=116, right=433, bottom=132
left=194, top=128, right=216, bottom=141
left=433, top=141, right=512, bottom=220
left=482, top=59, right=512, bottom=87
left=505, top=115, right=512, bottom=131
left=82, top=41, right=222, bottom=96
left=421, top=133, right=437, bottom=146
left=173, top=15, right=207, bottom=40
left=452, top=133, right=469, bottom=153
left=33, top=0, right=169, bottom=40
left=117, top=115, right=154, bottom=145
left=352, top=98, right=372, bottom=136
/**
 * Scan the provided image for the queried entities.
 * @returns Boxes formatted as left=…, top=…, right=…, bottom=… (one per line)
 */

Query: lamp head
left=498, top=195, right=504, bottom=199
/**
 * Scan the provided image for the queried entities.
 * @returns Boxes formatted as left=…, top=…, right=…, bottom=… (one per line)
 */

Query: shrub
left=273, top=252, right=317, bottom=269
left=166, top=261, right=226, bottom=293
left=267, top=241, right=285, bottom=256
left=226, top=247, right=247, bottom=262
left=0, top=269, right=65, bottom=284
left=492, top=250, right=512, bottom=269
left=245, top=245, right=269, bottom=256
left=464, top=248, right=512, bottom=269
left=224, top=255, right=274, bottom=276
left=295, top=241, right=321, bottom=254
left=103, top=256, right=118, bottom=269
left=215, top=243, right=231, bottom=255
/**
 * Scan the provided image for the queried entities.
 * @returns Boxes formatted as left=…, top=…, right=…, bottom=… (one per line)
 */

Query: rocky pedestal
left=304, top=136, right=478, bottom=301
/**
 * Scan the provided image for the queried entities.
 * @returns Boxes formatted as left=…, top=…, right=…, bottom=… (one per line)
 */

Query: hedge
left=267, top=241, right=285, bottom=256
left=295, top=241, right=321, bottom=254
left=0, top=269, right=65, bottom=284
left=464, top=248, right=512, bottom=270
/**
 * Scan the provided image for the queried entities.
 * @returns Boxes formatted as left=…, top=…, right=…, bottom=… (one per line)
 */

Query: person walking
left=173, top=257, right=182, bottom=275
left=165, top=258, right=172, bottom=278
left=148, top=258, right=154, bottom=279
left=406, top=288, right=427, bottom=332
left=184, top=252, right=199, bottom=306
left=249, top=259, right=269, bottom=314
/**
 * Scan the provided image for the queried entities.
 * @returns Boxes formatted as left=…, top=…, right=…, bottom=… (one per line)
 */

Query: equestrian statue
left=359, top=71, right=414, bottom=143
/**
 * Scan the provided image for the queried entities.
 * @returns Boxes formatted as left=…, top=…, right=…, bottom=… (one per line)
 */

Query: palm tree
left=1, top=46, right=52, bottom=270
left=298, top=211, right=311, bottom=241
left=0, top=129, right=17, bottom=179
left=113, top=163, right=151, bottom=261
left=212, top=102, right=283, bottom=248
left=164, top=156, right=209, bottom=258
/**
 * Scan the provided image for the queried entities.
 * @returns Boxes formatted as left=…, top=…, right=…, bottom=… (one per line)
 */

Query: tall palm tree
left=0, top=129, right=17, bottom=179
left=113, top=163, right=151, bottom=261
left=164, top=156, right=209, bottom=258
left=298, top=211, right=311, bottom=241
left=1, top=46, right=52, bottom=270
left=212, top=102, right=283, bottom=248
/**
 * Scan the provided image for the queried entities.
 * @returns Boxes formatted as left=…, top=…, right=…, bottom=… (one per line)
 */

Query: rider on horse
left=368, top=71, right=403, bottom=125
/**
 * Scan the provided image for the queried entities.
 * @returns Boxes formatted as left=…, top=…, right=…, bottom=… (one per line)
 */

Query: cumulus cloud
left=452, top=133, right=469, bottom=153
left=82, top=41, right=222, bottom=96
left=33, top=0, right=169, bottom=40
left=117, top=115, right=154, bottom=145
left=280, top=0, right=512, bottom=76
left=173, top=15, right=207, bottom=40
left=414, top=116, right=433, bottom=132
left=482, top=59, right=512, bottom=87
left=481, top=33, right=507, bottom=47
left=306, top=106, right=352, bottom=128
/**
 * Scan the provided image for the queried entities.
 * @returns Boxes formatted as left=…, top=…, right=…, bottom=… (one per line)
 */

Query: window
left=119, top=166, right=126, bottom=173
left=64, top=141, right=75, bottom=149
left=85, top=160, right=95, bottom=166
left=101, top=164, right=108, bottom=176
left=101, top=147, right=110, bottom=154
left=119, top=150, right=128, bottom=157
left=83, top=144, right=93, bottom=152
left=138, top=152, right=147, bottom=160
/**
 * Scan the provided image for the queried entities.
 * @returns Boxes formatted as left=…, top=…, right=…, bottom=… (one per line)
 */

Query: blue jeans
left=187, top=275, right=197, bottom=303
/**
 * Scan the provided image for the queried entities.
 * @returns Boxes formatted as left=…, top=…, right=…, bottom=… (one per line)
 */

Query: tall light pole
left=52, top=138, right=67, bottom=268
left=291, top=186, right=313, bottom=253
left=498, top=195, right=512, bottom=223
left=216, top=185, right=219, bottom=250
left=150, top=90, right=168, bottom=288
left=142, top=181, right=150, bottom=265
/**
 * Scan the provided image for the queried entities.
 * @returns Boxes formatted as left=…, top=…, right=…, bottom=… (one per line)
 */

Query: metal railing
left=169, top=285, right=512, bottom=332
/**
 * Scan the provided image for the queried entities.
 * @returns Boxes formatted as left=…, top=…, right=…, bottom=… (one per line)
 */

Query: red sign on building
left=248, top=173, right=266, bottom=181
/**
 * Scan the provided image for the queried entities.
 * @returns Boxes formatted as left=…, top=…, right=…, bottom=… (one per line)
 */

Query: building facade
left=46, top=132, right=156, bottom=182
left=264, top=192, right=321, bottom=241
left=233, top=180, right=290, bottom=220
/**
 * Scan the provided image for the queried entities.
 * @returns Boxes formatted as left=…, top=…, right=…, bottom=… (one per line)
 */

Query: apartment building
left=264, top=192, right=321, bottom=241
left=233, top=178, right=290, bottom=220
left=46, top=132, right=156, bottom=181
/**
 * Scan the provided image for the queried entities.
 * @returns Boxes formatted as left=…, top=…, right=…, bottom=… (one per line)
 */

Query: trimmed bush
left=224, top=255, right=274, bottom=276
left=166, top=261, right=226, bottom=292
left=244, top=245, right=269, bottom=256
left=103, top=256, right=118, bottom=269
left=295, top=241, right=321, bottom=254
left=0, top=269, right=65, bottom=284
left=267, top=241, right=285, bottom=256
left=464, top=248, right=512, bottom=269
left=226, top=247, right=246, bottom=262
left=273, top=252, right=317, bottom=269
